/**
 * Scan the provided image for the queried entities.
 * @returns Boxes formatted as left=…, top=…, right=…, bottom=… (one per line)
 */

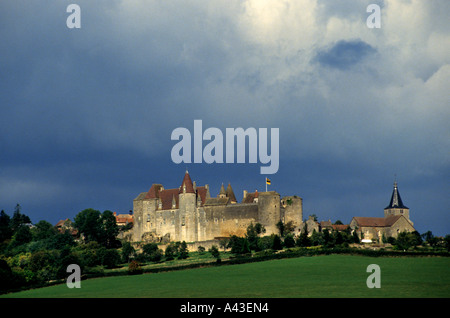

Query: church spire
left=385, top=180, right=408, bottom=209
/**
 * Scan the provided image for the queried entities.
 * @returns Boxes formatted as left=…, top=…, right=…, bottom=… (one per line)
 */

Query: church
left=350, top=181, right=416, bottom=242
left=132, top=171, right=303, bottom=243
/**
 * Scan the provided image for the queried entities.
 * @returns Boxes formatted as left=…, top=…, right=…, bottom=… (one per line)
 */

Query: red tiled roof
left=331, top=224, right=349, bottom=231
left=353, top=216, right=402, bottom=227
left=159, top=188, right=180, bottom=210
left=145, top=184, right=163, bottom=199
left=243, top=190, right=259, bottom=203
left=141, top=172, right=208, bottom=210
left=179, top=171, right=195, bottom=194
left=114, top=213, right=134, bottom=224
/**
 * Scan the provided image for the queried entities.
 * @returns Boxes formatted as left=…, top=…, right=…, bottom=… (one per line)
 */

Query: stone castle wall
left=132, top=187, right=303, bottom=244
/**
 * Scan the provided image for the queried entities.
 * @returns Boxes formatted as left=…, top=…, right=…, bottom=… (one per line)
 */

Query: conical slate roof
left=385, top=181, right=408, bottom=209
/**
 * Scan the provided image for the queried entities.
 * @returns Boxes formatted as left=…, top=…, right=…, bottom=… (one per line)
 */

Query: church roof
left=385, top=181, right=408, bottom=209
left=352, top=215, right=402, bottom=227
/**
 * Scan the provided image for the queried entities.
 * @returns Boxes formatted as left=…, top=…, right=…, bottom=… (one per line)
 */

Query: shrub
left=128, top=260, right=143, bottom=275
left=101, top=249, right=121, bottom=269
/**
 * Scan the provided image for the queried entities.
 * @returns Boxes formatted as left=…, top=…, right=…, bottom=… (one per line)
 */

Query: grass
left=2, top=254, right=449, bottom=298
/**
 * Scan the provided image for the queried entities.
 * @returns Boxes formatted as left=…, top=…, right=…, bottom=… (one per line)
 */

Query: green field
left=2, top=255, right=449, bottom=298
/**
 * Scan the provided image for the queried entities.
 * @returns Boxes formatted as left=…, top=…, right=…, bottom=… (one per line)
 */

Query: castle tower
left=384, top=181, right=411, bottom=222
left=257, top=191, right=281, bottom=235
left=218, top=183, right=226, bottom=198
left=226, top=183, right=237, bottom=204
left=177, top=170, right=198, bottom=242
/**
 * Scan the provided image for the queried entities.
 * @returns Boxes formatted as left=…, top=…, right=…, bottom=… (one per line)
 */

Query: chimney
left=243, top=190, right=248, bottom=200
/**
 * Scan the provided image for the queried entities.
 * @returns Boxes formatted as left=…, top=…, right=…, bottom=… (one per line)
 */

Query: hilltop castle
left=132, top=171, right=303, bottom=243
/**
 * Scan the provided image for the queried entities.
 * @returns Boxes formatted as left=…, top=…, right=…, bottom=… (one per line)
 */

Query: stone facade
left=132, top=171, right=303, bottom=243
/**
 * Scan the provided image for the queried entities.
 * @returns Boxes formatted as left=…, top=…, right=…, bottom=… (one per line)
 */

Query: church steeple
left=385, top=181, right=408, bottom=209
left=384, top=180, right=411, bottom=222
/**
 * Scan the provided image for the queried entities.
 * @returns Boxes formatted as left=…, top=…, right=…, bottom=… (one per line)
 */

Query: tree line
left=1, top=205, right=449, bottom=293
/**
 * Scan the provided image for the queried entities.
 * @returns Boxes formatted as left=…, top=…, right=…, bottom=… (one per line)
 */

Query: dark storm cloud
left=314, top=39, right=377, bottom=70
left=0, top=1, right=448, bottom=237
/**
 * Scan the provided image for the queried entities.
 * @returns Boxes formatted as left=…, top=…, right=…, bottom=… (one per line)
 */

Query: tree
left=246, top=223, right=262, bottom=251
left=296, top=223, right=310, bottom=247
left=276, top=220, right=285, bottom=237
left=310, top=229, right=325, bottom=246
left=101, top=249, right=121, bottom=268
left=74, top=209, right=120, bottom=247
left=178, top=241, right=189, bottom=259
left=228, top=235, right=250, bottom=255
left=394, top=231, right=415, bottom=251
left=100, top=210, right=119, bottom=248
left=0, top=210, right=12, bottom=242
left=32, top=220, right=57, bottom=241
left=121, top=241, right=136, bottom=263
left=142, top=243, right=163, bottom=262
left=444, top=235, right=450, bottom=252
left=323, top=229, right=332, bottom=247
left=10, top=204, right=31, bottom=233
left=10, top=225, right=32, bottom=247
left=283, top=234, right=296, bottom=248
left=209, top=245, right=221, bottom=262
left=271, top=234, right=282, bottom=250
left=74, top=208, right=102, bottom=243
left=165, top=244, right=176, bottom=261
left=219, top=238, right=229, bottom=251
left=352, top=230, right=360, bottom=244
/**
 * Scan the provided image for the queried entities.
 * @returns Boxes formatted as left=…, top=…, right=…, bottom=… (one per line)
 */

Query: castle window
left=147, top=214, right=150, bottom=222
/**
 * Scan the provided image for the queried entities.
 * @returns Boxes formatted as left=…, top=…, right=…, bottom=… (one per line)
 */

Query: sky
left=0, top=0, right=449, bottom=236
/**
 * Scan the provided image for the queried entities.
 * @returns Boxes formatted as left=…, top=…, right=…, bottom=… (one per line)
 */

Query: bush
left=128, top=260, right=143, bottom=275
left=101, top=249, right=121, bottom=269
left=283, top=234, right=296, bottom=248
left=178, top=241, right=189, bottom=260
left=141, top=243, right=163, bottom=262
left=209, top=245, right=220, bottom=261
